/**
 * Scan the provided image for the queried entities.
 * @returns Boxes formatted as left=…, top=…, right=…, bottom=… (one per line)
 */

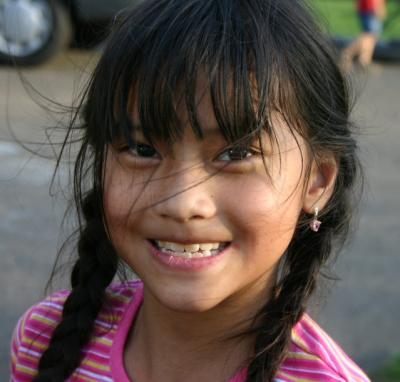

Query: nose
left=152, top=164, right=217, bottom=223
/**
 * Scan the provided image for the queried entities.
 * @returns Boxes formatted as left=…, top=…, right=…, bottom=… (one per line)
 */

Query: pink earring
left=309, top=207, right=322, bottom=232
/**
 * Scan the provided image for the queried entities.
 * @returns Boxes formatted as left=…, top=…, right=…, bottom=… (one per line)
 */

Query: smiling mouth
left=149, top=239, right=230, bottom=258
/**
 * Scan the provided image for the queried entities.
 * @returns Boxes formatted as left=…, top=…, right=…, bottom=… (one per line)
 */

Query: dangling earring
left=310, top=207, right=322, bottom=232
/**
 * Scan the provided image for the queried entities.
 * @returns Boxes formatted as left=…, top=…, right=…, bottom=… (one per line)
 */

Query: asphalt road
left=1, top=52, right=399, bottom=379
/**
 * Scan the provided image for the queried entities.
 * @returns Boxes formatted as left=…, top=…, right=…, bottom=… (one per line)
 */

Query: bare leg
left=358, top=33, right=378, bottom=67
left=341, top=32, right=379, bottom=73
left=341, top=38, right=362, bottom=73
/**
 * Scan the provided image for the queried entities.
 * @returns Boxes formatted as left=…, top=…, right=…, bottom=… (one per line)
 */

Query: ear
left=303, top=156, right=338, bottom=214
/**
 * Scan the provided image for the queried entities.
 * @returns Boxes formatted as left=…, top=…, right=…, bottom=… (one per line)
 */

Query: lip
left=147, top=239, right=230, bottom=271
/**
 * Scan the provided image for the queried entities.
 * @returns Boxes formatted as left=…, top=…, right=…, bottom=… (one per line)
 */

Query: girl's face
left=104, top=88, right=321, bottom=314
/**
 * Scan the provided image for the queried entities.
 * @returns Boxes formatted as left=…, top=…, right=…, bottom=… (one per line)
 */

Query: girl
left=10, top=0, right=370, bottom=381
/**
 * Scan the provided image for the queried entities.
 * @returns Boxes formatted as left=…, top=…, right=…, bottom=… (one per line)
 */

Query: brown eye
left=217, top=147, right=255, bottom=161
left=134, top=143, right=158, bottom=158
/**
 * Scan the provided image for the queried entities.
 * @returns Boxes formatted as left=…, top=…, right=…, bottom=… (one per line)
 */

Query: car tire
left=0, top=0, right=73, bottom=66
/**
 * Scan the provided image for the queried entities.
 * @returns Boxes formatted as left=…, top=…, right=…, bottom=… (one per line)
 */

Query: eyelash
left=119, top=142, right=260, bottom=165
left=216, top=147, right=260, bottom=162
left=125, top=143, right=159, bottom=159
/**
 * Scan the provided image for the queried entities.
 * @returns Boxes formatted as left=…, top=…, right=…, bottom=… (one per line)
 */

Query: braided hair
left=33, top=189, right=118, bottom=381
left=33, top=0, right=362, bottom=381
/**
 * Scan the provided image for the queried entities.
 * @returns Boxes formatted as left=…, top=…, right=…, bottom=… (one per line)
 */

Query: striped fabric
left=10, top=280, right=370, bottom=382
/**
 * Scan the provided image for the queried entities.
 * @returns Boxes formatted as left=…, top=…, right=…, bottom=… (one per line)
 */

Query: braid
left=246, top=211, right=342, bottom=382
left=33, top=191, right=118, bottom=382
left=243, top=119, right=359, bottom=382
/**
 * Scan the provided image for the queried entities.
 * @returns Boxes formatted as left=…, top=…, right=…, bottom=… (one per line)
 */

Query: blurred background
left=1, top=0, right=400, bottom=380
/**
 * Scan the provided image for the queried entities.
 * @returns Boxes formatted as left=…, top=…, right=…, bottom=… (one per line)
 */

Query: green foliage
left=371, top=354, right=400, bottom=382
left=311, top=0, right=400, bottom=40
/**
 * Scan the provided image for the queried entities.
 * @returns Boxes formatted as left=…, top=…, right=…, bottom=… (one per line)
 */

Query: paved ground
left=0, top=52, right=399, bottom=379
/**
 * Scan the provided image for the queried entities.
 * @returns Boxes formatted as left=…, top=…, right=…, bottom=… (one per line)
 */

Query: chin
left=148, top=283, right=227, bottom=313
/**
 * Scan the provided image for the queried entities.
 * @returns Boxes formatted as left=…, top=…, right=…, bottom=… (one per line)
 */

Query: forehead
left=129, top=79, right=219, bottom=134
left=120, top=65, right=303, bottom=151
left=126, top=80, right=258, bottom=146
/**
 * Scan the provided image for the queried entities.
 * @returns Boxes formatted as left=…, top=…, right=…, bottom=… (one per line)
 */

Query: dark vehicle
left=0, top=0, right=140, bottom=65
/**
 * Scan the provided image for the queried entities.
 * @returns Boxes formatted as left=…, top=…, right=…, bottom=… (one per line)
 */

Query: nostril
left=152, top=186, right=217, bottom=222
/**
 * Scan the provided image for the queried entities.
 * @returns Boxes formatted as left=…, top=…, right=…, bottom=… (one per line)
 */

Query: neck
left=125, top=280, right=274, bottom=382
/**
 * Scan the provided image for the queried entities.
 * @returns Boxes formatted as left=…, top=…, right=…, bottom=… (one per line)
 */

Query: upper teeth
left=155, top=241, right=221, bottom=252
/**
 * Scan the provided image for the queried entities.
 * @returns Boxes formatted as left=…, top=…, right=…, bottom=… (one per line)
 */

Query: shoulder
left=10, top=290, right=70, bottom=379
left=10, top=280, right=143, bottom=379
left=278, top=314, right=371, bottom=382
left=12, top=289, right=71, bottom=347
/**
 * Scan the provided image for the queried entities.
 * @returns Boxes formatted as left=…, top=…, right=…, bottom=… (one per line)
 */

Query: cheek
left=104, top=170, right=130, bottom=224
left=228, top=179, right=302, bottom=230
left=103, top=159, right=146, bottom=234
left=224, top=167, right=304, bottom=252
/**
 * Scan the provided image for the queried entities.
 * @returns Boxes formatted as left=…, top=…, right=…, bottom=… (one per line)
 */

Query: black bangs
left=83, top=0, right=298, bottom=152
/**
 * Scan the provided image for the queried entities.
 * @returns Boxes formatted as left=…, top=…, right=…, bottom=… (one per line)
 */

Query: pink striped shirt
left=10, top=280, right=370, bottom=381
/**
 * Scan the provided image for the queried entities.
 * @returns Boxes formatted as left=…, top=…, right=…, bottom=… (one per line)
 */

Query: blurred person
left=341, top=0, right=387, bottom=72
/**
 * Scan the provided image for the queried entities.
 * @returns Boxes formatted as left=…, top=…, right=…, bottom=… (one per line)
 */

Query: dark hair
left=34, top=0, right=361, bottom=381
